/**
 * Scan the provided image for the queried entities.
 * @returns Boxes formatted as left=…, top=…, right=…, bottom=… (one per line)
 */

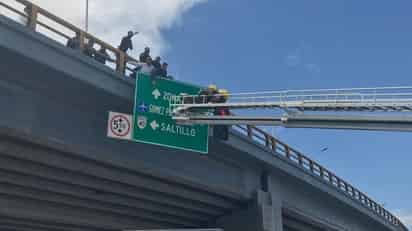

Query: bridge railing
left=0, top=0, right=139, bottom=75
left=233, top=124, right=408, bottom=231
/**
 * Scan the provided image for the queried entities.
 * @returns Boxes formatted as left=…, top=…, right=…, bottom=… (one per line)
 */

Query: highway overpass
left=0, top=5, right=408, bottom=231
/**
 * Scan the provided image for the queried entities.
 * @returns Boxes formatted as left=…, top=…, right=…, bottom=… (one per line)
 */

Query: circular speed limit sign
left=110, top=115, right=131, bottom=137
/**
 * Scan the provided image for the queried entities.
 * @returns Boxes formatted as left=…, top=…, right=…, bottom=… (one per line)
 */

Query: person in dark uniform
left=151, top=62, right=168, bottom=78
left=213, top=89, right=230, bottom=140
left=213, top=89, right=230, bottom=114
left=119, top=31, right=138, bottom=53
left=152, top=56, right=161, bottom=69
left=139, top=47, right=151, bottom=63
left=197, top=84, right=218, bottom=104
left=83, top=39, right=95, bottom=57
left=95, top=47, right=113, bottom=65
left=67, top=32, right=80, bottom=50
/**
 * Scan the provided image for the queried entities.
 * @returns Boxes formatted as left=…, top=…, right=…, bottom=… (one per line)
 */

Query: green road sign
left=133, top=74, right=209, bottom=154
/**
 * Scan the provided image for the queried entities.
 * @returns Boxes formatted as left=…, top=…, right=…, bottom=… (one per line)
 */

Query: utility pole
left=85, top=0, right=89, bottom=32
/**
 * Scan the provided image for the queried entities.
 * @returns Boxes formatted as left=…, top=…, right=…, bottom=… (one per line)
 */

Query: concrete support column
left=214, top=187, right=283, bottom=231
left=256, top=189, right=283, bottom=231
left=214, top=200, right=260, bottom=231
left=259, top=171, right=283, bottom=231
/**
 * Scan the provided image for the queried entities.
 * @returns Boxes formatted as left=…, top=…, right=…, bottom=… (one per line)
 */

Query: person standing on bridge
left=152, top=56, right=161, bottom=69
left=139, top=47, right=151, bottom=63
left=151, top=62, right=169, bottom=79
left=119, top=31, right=138, bottom=53
left=131, top=56, right=154, bottom=78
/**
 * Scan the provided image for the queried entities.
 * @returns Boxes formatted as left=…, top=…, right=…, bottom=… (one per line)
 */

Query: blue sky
left=161, top=0, right=412, bottom=227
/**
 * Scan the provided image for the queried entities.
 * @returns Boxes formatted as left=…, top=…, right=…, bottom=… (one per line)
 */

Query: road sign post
left=133, top=74, right=209, bottom=154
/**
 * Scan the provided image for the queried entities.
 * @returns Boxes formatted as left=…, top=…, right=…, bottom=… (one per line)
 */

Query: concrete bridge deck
left=0, top=13, right=408, bottom=231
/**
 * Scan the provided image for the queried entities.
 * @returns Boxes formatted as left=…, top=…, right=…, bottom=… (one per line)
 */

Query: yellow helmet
left=218, top=89, right=229, bottom=100
left=208, top=84, right=217, bottom=91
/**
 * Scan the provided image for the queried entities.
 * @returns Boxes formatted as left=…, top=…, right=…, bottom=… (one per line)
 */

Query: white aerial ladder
left=169, top=86, right=412, bottom=132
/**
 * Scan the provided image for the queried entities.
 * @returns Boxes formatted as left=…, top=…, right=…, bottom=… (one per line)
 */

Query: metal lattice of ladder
left=170, top=86, right=412, bottom=115
left=169, top=86, right=412, bottom=131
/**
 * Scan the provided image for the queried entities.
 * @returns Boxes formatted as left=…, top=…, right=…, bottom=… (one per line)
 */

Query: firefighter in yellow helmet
left=208, top=84, right=217, bottom=92
left=218, top=89, right=229, bottom=101
left=214, top=89, right=230, bottom=115
left=197, top=84, right=218, bottom=103
left=213, top=88, right=230, bottom=140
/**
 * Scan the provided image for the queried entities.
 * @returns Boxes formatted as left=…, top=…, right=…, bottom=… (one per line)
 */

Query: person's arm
left=139, top=54, right=145, bottom=62
left=134, top=63, right=143, bottom=71
left=119, top=38, right=125, bottom=49
left=129, top=39, right=133, bottom=50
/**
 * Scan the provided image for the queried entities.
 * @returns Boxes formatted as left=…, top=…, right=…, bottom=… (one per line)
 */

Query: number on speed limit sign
left=107, top=112, right=132, bottom=140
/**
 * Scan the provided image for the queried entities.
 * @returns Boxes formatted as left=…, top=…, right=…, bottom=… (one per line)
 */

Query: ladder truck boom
left=170, top=86, right=412, bottom=132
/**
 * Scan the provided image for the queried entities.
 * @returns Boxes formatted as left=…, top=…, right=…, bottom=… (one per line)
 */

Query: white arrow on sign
left=150, top=120, right=160, bottom=131
left=152, top=89, right=161, bottom=100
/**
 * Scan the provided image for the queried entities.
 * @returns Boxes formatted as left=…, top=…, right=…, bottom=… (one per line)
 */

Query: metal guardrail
left=0, top=0, right=139, bottom=75
left=0, top=1, right=407, bottom=230
left=232, top=124, right=408, bottom=231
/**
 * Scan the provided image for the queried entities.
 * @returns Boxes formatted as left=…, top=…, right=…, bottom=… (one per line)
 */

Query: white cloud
left=3, top=0, right=206, bottom=57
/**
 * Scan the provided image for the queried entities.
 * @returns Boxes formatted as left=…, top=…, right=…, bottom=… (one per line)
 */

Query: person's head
left=208, top=84, right=217, bottom=92
left=218, top=89, right=229, bottom=101
left=127, top=31, right=134, bottom=37
left=146, top=56, right=152, bottom=64
left=161, top=62, right=168, bottom=70
left=24, top=5, right=31, bottom=14
left=87, top=39, right=94, bottom=47
left=144, top=47, right=150, bottom=53
left=155, top=56, right=161, bottom=62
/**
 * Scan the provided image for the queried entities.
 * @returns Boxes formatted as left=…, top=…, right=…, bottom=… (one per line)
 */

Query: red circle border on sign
left=110, top=115, right=131, bottom=137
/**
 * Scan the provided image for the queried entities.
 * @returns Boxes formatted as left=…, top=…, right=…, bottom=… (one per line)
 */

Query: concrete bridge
left=0, top=7, right=408, bottom=231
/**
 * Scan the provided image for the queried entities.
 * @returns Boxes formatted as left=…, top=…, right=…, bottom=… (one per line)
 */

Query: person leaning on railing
left=139, top=47, right=151, bottom=63
left=22, top=5, right=31, bottom=26
left=83, top=39, right=96, bottom=58
left=152, top=56, right=161, bottom=69
left=95, top=47, right=114, bottom=65
left=151, top=62, right=170, bottom=79
left=130, top=56, right=155, bottom=78
left=66, top=32, right=81, bottom=50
